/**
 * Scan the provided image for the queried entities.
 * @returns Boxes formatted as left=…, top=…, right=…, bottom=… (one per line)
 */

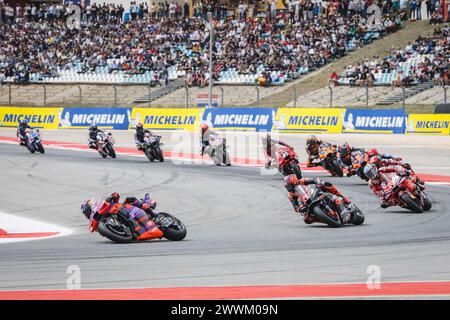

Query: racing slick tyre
left=423, top=193, right=432, bottom=211
left=312, top=206, right=341, bottom=228
left=400, top=193, right=423, bottom=213
left=145, top=149, right=155, bottom=162
left=291, top=163, right=303, bottom=179
left=36, top=142, right=45, bottom=154
left=106, top=144, right=116, bottom=159
left=99, top=151, right=107, bottom=159
left=27, top=143, right=36, bottom=154
left=155, top=147, right=164, bottom=162
left=155, top=212, right=187, bottom=241
left=328, top=158, right=343, bottom=177
left=350, top=206, right=365, bottom=225
left=97, top=218, right=133, bottom=243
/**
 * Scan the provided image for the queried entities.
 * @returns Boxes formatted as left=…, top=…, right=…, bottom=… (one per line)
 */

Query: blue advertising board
left=342, top=109, right=407, bottom=134
left=201, top=108, right=275, bottom=131
left=58, top=108, right=131, bottom=130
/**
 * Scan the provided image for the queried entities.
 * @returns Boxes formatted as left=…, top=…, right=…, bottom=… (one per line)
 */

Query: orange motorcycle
left=350, top=150, right=369, bottom=181
left=311, top=142, right=343, bottom=177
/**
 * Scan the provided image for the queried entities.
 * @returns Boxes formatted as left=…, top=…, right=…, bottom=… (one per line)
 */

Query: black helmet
left=89, top=124, right=98, bottom=131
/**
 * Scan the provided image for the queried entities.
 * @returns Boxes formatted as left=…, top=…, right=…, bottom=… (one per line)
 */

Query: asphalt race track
left=1, top=132, right=450, bottom=299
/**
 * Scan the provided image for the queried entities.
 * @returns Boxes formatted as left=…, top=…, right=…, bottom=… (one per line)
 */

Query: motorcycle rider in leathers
left=283, top=174, right=354, bottom=225
left=337, top=142, right=365, bottom=176
left=200, top=124, right=220, bottom=156
left=81, top=192, right=163, bottom=241
left=88, top=124, right=104, bottom=149
left=363, top=164, right=424, bottom=209
left=134, top=122, right=154, bottom=151
left=17, top=119, right=33, bottom=146
left=262, top=133, right=294, bottom=169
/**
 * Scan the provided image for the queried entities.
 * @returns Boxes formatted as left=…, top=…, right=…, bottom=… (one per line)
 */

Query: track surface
left=1, top=133, right=450, bottom=298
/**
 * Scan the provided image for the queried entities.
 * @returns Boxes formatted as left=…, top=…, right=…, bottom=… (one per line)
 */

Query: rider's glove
left=343, top=197, right=352, bottom=205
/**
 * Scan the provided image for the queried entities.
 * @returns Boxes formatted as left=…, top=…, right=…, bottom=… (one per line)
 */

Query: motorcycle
left=350, top=149, right=369, bottom=181
left=142, top=133, right=164, bottom=162
left=24, top=129, right=45, bottom=154
left=205, top=136, right=231, bottom=166
left=88, top=194, right=187, bottom=243
left=96, top=131, right=116, bottom=159
left=276, top=146, right=302, bottom=179
left=295, top=184, right=365, bottom=227
left=383, top=173, right=432, bottom=213
left=311, top=142, right=343, bottom=177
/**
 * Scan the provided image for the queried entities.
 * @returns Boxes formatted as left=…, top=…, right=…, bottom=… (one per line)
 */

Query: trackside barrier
left=0, top=107, right=448, bottom=135
left=406, top=114, right=450, bottom=135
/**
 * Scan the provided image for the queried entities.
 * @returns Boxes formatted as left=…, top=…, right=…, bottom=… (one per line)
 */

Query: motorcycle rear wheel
left=312, top=206, right=342, bottom=228
left=97, top=219, right=133, bottom=243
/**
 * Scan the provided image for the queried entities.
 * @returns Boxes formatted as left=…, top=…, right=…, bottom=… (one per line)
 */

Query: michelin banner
left=272, top=108, right=344, bottom=133
left=406, top=114, right=450, bottom=135
left=0, top=107, right=59, bottom=129
left=58, top=107, right=131, bottom=130
left=342, top=109, right=407, bottom=134
left=130, top=108, right=203, bottom=131
left=201, top=108, right=275, bottom=131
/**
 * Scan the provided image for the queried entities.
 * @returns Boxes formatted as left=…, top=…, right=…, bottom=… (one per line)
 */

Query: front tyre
left=291, top=163, right=303, bottom=179
left=155, top=212, right=187, bottom=241
left=36, top=142, right=45, bottom=154
left=106, top=143, right=116, bottom=159
left=422, top=192, right=432, bottom=211
left=330, top=158, right=343, bottom=177
left=400, top=193, right=423, bottom=213
left=155, top=147, right=164, bottom=162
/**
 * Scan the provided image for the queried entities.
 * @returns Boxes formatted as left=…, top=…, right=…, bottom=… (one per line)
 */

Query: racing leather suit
left=201, top=128, right=219, bottom=156
left=306, top=140, right=325, bottom=167
left=285, top=177, right=352, bottom=224
left=134, top=128, right=154, bottom=150
left=17, top=123, right=33, bottom=145
left=338, top=148, right=365, bottom=176
left=88, top=129, right=104, bottom=149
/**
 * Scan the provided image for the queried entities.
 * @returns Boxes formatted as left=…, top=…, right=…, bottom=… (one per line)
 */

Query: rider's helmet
left=283, top=174, right=299, bottom=193
left=107, top=192, right=120, bottom=203
left=201, top=124, right=209, bottom=134
left=338, top=143, right=352, bottom=158
left=366, top=148, right=379, bottom=158
left=81, top=200, right=92, bottom=219
left=136, top=122, right=144, bottom=132
left=363, top=164, right=379, bottom=180
left=89, top=124, right=98, bottom=132
left=368, top=155, right=382, bottom=167
left=19, top=119, right=28, bottom=127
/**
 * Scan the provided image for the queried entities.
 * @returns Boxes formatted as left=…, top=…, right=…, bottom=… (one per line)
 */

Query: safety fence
left=0, top=107, right=449, bottom=135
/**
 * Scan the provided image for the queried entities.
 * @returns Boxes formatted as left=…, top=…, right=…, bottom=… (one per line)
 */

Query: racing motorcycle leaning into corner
left=142, top=132, right=164, bottom=162
left=364, top=164, right=431, bottom=214
left=201, top=124, right=231, bottom=166
left=89, top=125, right=117, bottom=159
left=81, top=193, right=187, bottom=243
left=275, top=145, right=302, bottom=179
left=284, top=175, right=364, bottom=227
left=23, top=128, right=45, bottom=154
left=310, top=141, right=343, bottom=177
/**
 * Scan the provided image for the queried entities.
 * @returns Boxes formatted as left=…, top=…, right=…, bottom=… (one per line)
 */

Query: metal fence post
left=365, top=84, right=369, bottom=107
left=113, top=86, right=117, bottom=106
left=77, top=85, right=82, bottom=106
left=43, top=85, right=47, bottom=106
left=184, top=82, right=189, bottom=108
left=401, top=85, right=406, bottom=110
left=328, top=81, right=333, bottom=108
left=293, top=86, right=297, bottom=108
left=147, top=84, right=152, bottom=108
left=443, top=85, right=448, bottom=104
left=8, top=84, right=12, bottom=106
left=256, top=85, right=260, bottom=108
left=220, top=86, right=224, bottom=108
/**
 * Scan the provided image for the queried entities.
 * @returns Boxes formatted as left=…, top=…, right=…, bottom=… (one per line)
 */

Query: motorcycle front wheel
left=106, top=143, right=116, bottom=159
left=155, top=212, right=187, bottom=241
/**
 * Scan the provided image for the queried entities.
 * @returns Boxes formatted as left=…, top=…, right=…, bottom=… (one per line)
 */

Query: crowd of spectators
left=338, top=24, right=449, bottom=88
left=0, top=0, right=407, bottom=86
